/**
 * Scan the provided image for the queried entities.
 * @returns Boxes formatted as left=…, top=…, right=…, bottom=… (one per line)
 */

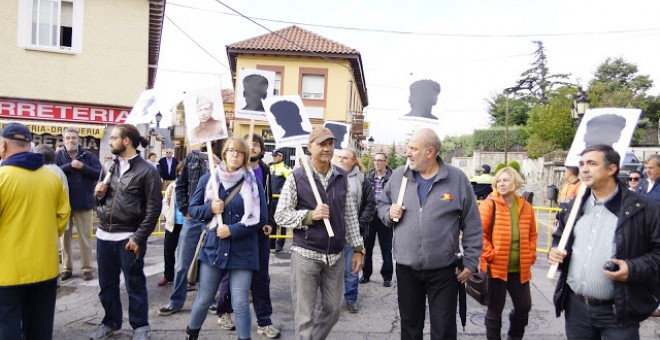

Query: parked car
left=618, top=152, right=643, bottom=183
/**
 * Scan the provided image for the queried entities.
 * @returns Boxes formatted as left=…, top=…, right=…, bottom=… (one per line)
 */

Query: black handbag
left=466, top=201, right=495, bottom=306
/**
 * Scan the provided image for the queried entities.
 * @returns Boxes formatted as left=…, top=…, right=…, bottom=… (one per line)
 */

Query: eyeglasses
left=226, top=148, right=244, bottom=155
left=374, top=159, right=386, bottom=162
left=628, top=177, right=641, bottom=182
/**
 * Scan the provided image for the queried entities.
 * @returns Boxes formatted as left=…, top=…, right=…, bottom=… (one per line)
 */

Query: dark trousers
left=269, top=199, right=286, bottom=249
left=97, top=238, right=149, bottom=330
left=363, top=219, right=393, bottom=281
left=486, top=273, right=531, bottom=320
left=0, top=278, right=57, bottom=340
left=163, top=223, right=183, bottom=281
left=217, top=232, right=274, bottom=327
left=396, top=263, right=458, bottom=340
left=565, top=292, right=640, bottom=340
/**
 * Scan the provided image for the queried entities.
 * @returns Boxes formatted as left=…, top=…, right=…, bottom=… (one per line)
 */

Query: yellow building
left=226, top=25, right=368, bottom=156
left=0, top=0, right=165, bottom=157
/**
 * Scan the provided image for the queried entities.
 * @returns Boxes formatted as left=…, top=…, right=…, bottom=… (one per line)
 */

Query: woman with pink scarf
left=185, top=137, right=268, bottom=340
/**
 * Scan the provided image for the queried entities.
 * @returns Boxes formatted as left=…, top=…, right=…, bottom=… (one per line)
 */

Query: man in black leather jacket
left=92, top=124, right=162, bottom=340
left=549, top=144, right=660, bottom=339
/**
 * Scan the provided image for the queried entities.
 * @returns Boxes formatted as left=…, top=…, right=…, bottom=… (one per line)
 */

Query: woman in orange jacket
left=479, top=167, right=537, bottom=340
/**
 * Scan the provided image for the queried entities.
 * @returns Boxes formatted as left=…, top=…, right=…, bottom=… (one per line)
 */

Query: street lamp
left=571, top=87, right=590, bottom=125
left=367, top=136, right=374, bottom=150
left=155, top=112, right=163, bottom=128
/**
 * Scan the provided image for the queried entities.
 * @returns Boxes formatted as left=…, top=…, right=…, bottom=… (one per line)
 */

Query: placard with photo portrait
left=183, top=86, right=228, bottom=145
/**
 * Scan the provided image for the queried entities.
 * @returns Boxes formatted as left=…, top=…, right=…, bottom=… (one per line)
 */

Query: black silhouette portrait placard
left=235, top=68, right=276, bottom=121
left=324, top=121, right=350, bottom=150
left=565, top=108, right=641, bottom=167
left=263, top=95, right=312, bottom=148
left=183, top=86, right=228, bottom=145
left=400, top=79, right=441, bottom=125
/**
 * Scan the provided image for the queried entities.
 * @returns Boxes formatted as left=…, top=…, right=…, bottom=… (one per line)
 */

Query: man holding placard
left=274, top=127, right=364, bottom=339
left=548, top=144, right=660, bottom=338
left=377, top=128, right=482, bottom=339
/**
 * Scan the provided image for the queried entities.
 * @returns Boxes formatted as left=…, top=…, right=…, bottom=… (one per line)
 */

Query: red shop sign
left=0, top=98, right=130, bottom=124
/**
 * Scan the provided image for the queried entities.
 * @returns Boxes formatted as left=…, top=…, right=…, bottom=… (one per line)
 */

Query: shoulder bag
left=466, top=200, right=495, bottom=306
left=187, top=182, right=243, bottom=284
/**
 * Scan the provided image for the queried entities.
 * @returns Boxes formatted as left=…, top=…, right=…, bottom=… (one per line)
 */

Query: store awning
left=0, top=120, right=105, bottom=138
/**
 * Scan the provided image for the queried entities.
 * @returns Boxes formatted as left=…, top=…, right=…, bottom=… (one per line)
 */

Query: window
left=18, top=0, right=84, bottom=53
left=256, top=65, right=284, bottom=96
left=273, top=72, right=282, bottom=96
left=301, top=75, right=325, bottom=100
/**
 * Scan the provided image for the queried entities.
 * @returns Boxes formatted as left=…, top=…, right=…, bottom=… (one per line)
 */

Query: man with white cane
left=548, top=144, right=660, bottom=339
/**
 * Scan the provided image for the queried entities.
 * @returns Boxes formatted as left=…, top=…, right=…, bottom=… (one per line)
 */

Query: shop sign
left=0, top=98, right=130, bottom=124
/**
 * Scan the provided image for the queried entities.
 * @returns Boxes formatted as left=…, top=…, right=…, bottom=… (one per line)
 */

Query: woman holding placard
left=478, top=167, right=537, bottom=340
left=185, top=137, right=268, bottom=340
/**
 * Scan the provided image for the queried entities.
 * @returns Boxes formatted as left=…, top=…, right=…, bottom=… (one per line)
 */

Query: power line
left=164, top=14, right=231, bottom=71
left=168, top=1, right=660, bottom=38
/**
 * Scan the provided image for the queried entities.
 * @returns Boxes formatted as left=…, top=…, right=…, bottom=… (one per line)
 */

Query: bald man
left=376, top=128, right=482, bottom=339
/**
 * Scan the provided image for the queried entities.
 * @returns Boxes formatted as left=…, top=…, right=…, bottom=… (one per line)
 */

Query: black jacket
left=95, top=155, right=163, bottom=244
left=366, top=166, right=392, bottom=229
left=358, top=175, right=376, bottom=236
left=176, top=151, right=208, bottom=216
left=158, top=156, right=179, bottom=180
left=553, top=183, right=660, bottom=326
left=56, top=146, right=102, bottom=210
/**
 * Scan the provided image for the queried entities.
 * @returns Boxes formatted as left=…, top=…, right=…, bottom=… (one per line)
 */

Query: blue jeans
left=343, top=242, right=358, bottom=303
left=188, top=263, right=253, bottom=339
left=168, top=219, right=203, bottom=308
left=565, top=292, right=640, bottom=339
left=97, top=238, right=148, bottom=330
left=0, top=278, right=57, bottom=339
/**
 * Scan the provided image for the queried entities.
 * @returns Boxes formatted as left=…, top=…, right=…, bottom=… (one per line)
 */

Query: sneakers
left=83, top=271, right=94, bottom=281
left=257, top=325, right=281, bottom=338
left=157, top=304, right=181, bottom=316
left=208, top=304, right=217, bottom=314
left=90, top=324, right=120, bottom=339
left=61, top=271, right=72, bottom=281
left=132, top=325, right=150, bottom=340
left=217, top=312, right=236, bottom=330
left=156, top=277, right=171, bottom=286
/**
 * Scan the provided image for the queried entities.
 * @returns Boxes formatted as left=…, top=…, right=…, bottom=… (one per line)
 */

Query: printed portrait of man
left=270, top=100, right=310, bottom=138
left=404, top=79, right=441, bottom=120
left=190, top=95, right=225, bottom=142
left=242, top=74, right=269, bottom=112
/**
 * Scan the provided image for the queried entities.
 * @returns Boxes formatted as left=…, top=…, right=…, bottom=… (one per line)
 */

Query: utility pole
left=504, top=92, right=509, bottom=164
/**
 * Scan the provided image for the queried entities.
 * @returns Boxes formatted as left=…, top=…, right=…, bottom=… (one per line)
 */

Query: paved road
left=53, top=231, right=660, bottom=339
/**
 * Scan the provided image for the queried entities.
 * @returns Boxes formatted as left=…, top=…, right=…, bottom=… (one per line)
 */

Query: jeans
left=396, top=263, right=458, bottom=340
left=62, top=210, right=94, bottom=273
left=291, top=251, right=344, bottom=340
left=97, top=238, right=148, bottom=330
left=343, top=242, right=359, bottom=303
left=168, top=219, right=203, bottom=308
left=0, top=278, right=57, bottom=340
left=163, top=223, right=183, bottom=281
left=565, top=292, right=640, bottom=340
left=252, top=231, right=274, bottom=326
left=363, top=219, right=393, bottom=281
left=188, top=263, right=253, bottom=339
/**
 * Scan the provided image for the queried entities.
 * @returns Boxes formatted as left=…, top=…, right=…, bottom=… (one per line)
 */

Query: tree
left=524, top=86, right=576, bottom=158
left=486, top=92, right=531, bottom=126
left=386, top=142, right=406, bottom=169
left=509, top=41, right=572, bottom=105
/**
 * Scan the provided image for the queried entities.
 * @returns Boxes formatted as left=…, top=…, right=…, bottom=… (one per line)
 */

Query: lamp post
left=367, top=136, right=374, bottom=151
left=571, top=87, right=590, bottom=127
left=155, top=111, right=163, bottom=128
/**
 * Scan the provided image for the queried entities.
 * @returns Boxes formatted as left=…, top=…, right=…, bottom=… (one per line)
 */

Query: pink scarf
left=204, top=161, right=260, bottom=228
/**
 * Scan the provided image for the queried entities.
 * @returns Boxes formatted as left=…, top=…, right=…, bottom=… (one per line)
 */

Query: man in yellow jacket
left=0, top=123, right=71, bottom=339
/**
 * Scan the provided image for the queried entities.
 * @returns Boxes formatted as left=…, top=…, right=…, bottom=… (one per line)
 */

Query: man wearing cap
left=269, top=148, right=292, bottom=252
left=0, top=123, right=70, bottom=339
left=274, top=127, right=364, bottom=339
left=471, top=164, right=494, bottom=200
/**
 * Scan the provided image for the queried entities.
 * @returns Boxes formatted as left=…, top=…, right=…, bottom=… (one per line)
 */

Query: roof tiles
left=227, top=25, right=359, bottom=55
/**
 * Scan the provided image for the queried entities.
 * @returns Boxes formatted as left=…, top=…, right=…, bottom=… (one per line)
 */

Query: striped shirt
left=373, top=175, right=385, bottom=200
left=567, top=189, right=618, bottom=300
left=275, top=163, right=363, bottom=266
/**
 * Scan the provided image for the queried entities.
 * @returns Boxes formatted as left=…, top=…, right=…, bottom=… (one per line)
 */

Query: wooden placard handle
left=547, top=183, right=586, bottom=279
left=297, top=145, right=334, bottom=237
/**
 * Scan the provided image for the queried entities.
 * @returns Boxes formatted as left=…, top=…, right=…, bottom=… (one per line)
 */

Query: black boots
left=185, top=327, right=200, bottom=340
left=485, top=317, right=502, bottom=340
left=507, top=313, right=528, bottom=340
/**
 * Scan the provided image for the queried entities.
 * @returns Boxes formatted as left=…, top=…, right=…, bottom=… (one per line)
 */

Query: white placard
left=565, top=108, right=641, bottom=167
left=263, top=95, right=312, bottom=148
left=399, top=79, right=441, bottom=126
left=183, top=86, right=228, bottom=145
left=125, top=89, right=161, bottom=125
left=235, top=68, right=276, bottom=121
left=324, top=121, right=351, bottom=150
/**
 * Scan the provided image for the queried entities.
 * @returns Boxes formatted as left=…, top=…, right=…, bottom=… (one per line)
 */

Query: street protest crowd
left=1, top=120, right=659, bottom=340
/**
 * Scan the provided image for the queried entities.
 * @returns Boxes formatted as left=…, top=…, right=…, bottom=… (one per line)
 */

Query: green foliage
left=486, top=93, right=531, bottom=126
left=360, top=152, right=374, bottom=173
left=494, top=163, right=506, bottom=174
left=524, top=86, right=576, bottom=158
left=441, top=134, right=474, bottom=158
left=507, top=160, right=521, bottom=173
left=473, top=126, right=529, bottom=151
left=385, top=142, right=407, bottom=169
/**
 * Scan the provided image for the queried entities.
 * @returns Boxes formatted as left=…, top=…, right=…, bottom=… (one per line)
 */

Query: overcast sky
left=155, top=0, right=660, bottom=144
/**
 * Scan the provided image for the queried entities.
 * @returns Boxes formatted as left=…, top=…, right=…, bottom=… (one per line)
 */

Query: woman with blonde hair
left=185, top=137, right=268, bottom=340
left=478, top=166, right=537, bottom=340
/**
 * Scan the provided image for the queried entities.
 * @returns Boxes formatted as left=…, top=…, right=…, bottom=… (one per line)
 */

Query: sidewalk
left=53, top=235, right=660, bottom=339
